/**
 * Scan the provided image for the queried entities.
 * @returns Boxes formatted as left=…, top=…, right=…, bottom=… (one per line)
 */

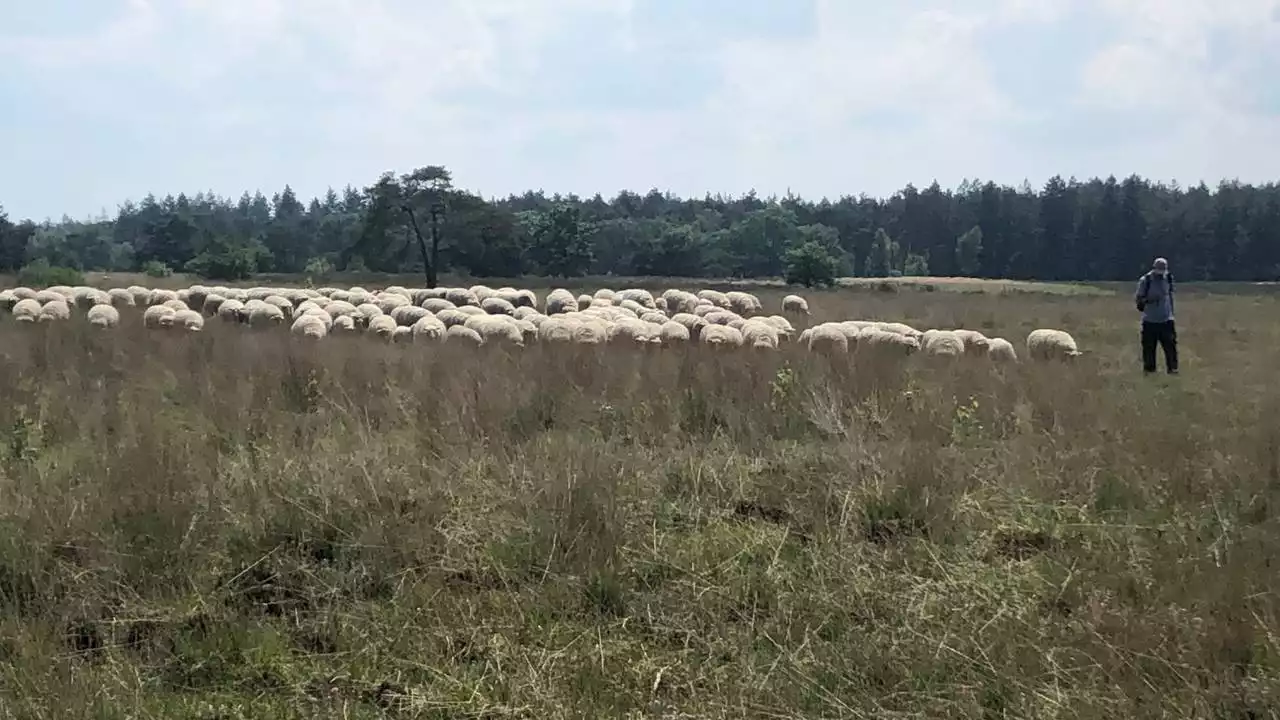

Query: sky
left=2, top=0, right=1279, bottom=221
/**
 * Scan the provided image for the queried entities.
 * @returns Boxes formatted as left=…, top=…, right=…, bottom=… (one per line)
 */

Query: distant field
left=2, top=279, right=1280, bottom=717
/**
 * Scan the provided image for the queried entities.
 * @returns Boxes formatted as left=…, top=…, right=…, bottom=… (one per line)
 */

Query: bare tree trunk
left=401, top=206, right=433, bottom=288
left=428, top=206, right=441, bottom=289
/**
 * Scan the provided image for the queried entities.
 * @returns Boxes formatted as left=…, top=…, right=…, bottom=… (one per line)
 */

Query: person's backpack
left=1136, top=272, right=1174, bottom=312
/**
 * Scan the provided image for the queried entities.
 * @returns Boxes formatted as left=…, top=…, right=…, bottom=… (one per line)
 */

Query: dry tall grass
left=2, top=288, right=1279, bottom=719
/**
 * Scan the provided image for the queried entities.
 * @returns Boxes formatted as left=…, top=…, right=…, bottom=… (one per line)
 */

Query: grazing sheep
left=469, top=285, right=496, bottom=303
left=106, top=288, right=136, bottom=308
left=537, top=315, right=580, bottom=344
left=39, top=300, right=72, bottom=322
left=144, top=305, right=176, bottom=329
left=10, top=287, right=38, bottom=301
left=697, top=289, right=731, bottom=308
left=35, top=289, right=66, bottom=305
left=146, top=289, right=179, bottom=306
left=173, top=309, right=205, bottom=332
left=572, top=320, right=609, bottom=345
left=640, top=311, right=668, bottom=325
left=411, top=315, right=447, bottom=341
left=726, top=291, right=763, bottom=317
left=391, top=305, right=430, bottom=327
left=699, top=324, right=744, bottom=347
left=954, top=329, right=991, bottom=353
left=201, top=294, right=228, bottom=315
left=615, top=288, right=657, bottom=310
left=512, top=306, right=542, bottom=322
left=331, top=315, right=358, bottom=333
left=12, top=298, right=42, bottom=322
left=659, top=321, right=691, bottom=345
left=0, top=290, right=16, bottom=312
left=921, top=330, right=965, bottom=358
left=375, top=293, right=411, bottom=315
left=216, top=299, right=245, bottom=322
left=858, top=328, right=920, bottom=356
left=392, top=326, right=413, bottom=343
left=662, top=289, right=701, bottom=314
left=618, top=299, right=647, bottom=316
left=445, top=288, right=480, bottom=307
left=367, top=315, right=397, bottom=339
left=654, top=297, right=669, bottom=313
left=481, top=297, right=517, bottom=316
left=421, top=298, right=455, bottom=313
left=247, top=303, right=285, bottom=328
left=353, top=303, right=383, bottom=324
left=161, top=299, right=190, bottom=313
left=544, top=289, right=577, bottom=315
left=592, top=289, right=616, bottom=302
left=577, top=294, right=593, bottom=310
left=445, top=324, right=484, bottom=345
left=704, top=310, right=743, bottom=327
left=464, top=314, right=524, bottom=346
left=1026, top=329, right=1082, bottom=361
left=298, top=307, right=334, bottom=330
left=782, top=294, right=810, bottom=316
left=807, top=324, right=849, bottom=354
left=608, top=317, right=661, bottom=346
left=741, top=320, right=780, bottom=350
left=987, top=338, right=1019, bottom=363
left=760, top=315, right=795, bottom=339
left=291, top=314, right=328, bottom=340
left=86, top=304, right=120, bottom=329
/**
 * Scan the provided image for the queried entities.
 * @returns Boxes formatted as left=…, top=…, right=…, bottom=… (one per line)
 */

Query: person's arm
left=1169, top=276, right=1174, bottom=316
left=1134, top=276, right=1148, bottom=309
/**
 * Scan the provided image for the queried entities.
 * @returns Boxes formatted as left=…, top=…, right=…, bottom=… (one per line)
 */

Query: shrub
left=17, top=259, right=84, bottom=287
left=142, top=261, right=172, bottom=278
left=784, top=241, right=841, bottom=288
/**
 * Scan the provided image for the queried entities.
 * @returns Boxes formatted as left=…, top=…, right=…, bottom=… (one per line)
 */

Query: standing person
left=1135, top=257, right=1178, bottom=375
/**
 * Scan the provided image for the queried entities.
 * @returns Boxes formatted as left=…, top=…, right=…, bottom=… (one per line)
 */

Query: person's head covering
left=1152, top=257, right=1168, bottom=274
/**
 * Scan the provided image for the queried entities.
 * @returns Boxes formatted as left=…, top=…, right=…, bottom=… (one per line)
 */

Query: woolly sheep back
left=86, top=304, right=120, bottom=329
left=782, top=294, right=810, bottom=315
left=1026, top=329, right=1081, bottom=361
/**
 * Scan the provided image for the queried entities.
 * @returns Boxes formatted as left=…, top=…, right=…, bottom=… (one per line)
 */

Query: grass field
left=2, top=284, right=1279, bottom=718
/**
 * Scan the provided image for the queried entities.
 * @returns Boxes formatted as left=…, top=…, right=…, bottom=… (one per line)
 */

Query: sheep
left=411, top=315, right=447, bottom=341
left=0, top=290, right=16, bottom=312
left=11, top=287, right=38, bottom=301
left=669, top=313, right=709, bottom=338
left=464, top=314, right=524, bottom=346
left=367, top=315, right=397, bottom=339
left=615, top=288, right=657, bottom=309
left=659, top=321, right=691, bottom=345
left=201, top=294, right=228, bottom=315
left=39, top=300, right=72, bottom=322
left=593, top=288, right=616, bottom=302
left=144, top=305, right=176, bottom=329
left=704, top=310, right=743, bottom=327
left=469, top=285, right=496, bottom=303
left=146, top=289, right=179, bottom=306
left=1026, top=329, right=1082, bottom=361
left=35, top=289, right=66, bottom=305
left=383, top=286, right=413, bottom=300
left=298, top=307, right=334, bottom=330
left=445, top=288, right=480, bottom=307
left=514, top=318, right=538, bottom=344
left=807, top=323, right=849, bottom=354
left=577, top=294, right=593, bottom=310
left=697, top=289, right=731, bottom=308
left=726, top=291, right=763, bottom=317
left=375, top=293, right=411, bottom=315
left=954, top=329, right=991, bottom=353
left=73, top=287, right=110, bottom=310
left=456, top=305, right=486, bottom=317
left=921, top=330, right=965, bottom=358
left=741, top=320, right=780, bottom=350
left=654, top=297, right=669, bottom=313
left=353, top=303, right=383, bottom=324
left=481, top=297, right=517, bottom=316
left=173, top=309, right=205, bottom=332
left=247, top=303, right=285, bottom=328
left=691, top=303, right=718, bottom=318
left=512, top=306, right=542, bottom=322
left=661, top=289, right=701, bottom=314
left=699, top=324, right=744, bottom=347
left=782, top=294, right=810, bottom=316
left=608, top=317, right=661, bottom=346
left=618, top=299, right=647, bottom=316
left=435, top=308, right=471, bottom=328
left=291, top=314, right=328, bottom=340
left=760, top=315, right=795, bottom=339
left=858, top=328, right=920, bottom=356
left=445, top=325, right=484, bottom=345
left=537, top=315, right=580, bottom=344
left=12, top=298, right=42, bottom=322
left=987, top=338, right=1019, bottom=363
left=544, top=289, right=577, bottom=315
left=640, top=311, right=668, bottom=325
left=86, top=304, right=120, bottom=329
left=331, top=315, right=358, bottom=333
left=391, top=305, right=430, bottom=327
left=571, top=320, right=609, bottom=345
left=216, top=299, right=245, bottom=322
left=421, top=298, right=455, bottom=313
left=392, top=326, right=413, bottom=343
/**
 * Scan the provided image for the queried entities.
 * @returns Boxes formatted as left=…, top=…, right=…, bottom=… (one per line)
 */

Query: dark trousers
left=1141, top=320, right=1178, bottom=374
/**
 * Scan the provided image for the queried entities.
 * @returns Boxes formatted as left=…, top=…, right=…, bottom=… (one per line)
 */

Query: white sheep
left=216, top=300, right=245, bottom=322
left=173, top=309, right=205, bottom=332
left=434, top=308, right=471, bottom=328
left=858, top=328, right=920, bottom=356
left=0, top=290, right=16, bottom=312
left=577, top=294, right=593, bottom=310
left=954, top=329, right=991, bottom=353
left=392, top=326, right=413, bottom=343
left=544, top=289, right=577, bottom=315
left=391, top=305, right=430, bottom=327
left=445, top=324, right=484, bottom=345
left=35, top=289, right=66, bottom=305
left=291, top=314, right=328, bottom=340
left=699, top=324, right=744, bottom=347
left=39, top=300, right=72, bottom=322
left=659, top=321, right=690, bottom=345
left=331, top=315, right=358, bottom=333
left=481, top=297, right=517, bottom=316
left=464, top=314, right=524, bottom=346
left=421, top=298, right=455, bottom=314
left=807, top=324, right=849, bottom=354
left=593, top=288, right=616, bottom=302
left=445, top=288, right=480, bottom=307
left=615, top=288, right=657, bottom=309
left=247, top=303, right=285, bottom=328
left=144, top=305, right=176, bottom=329
left=669, top=312, right=709, bottom=339
left=696, top=289, right=731, bottom=308
left=987, top=338, right=1019, bottom=363
left=10, top=287, right=38, bottom=301
left=12, top=298, right=42, bottom=322
left=740, top=320, right=781, bottom=350
left=608, top=318, right=661, bottom=346
left=411, top=315, right=447, bottom=341
left=726, top=291, right=763, bottom=317
left=537, top=315, right=579, bottom=344
left=1026, top=329, right=1082, bottom=361
left=921, top=330, right=965, bottom=358
left=375, top=293, right=411, bottom=315
left=661, top=289, right=701, bottom=314
left=86, top=304, right=120, bottom=329
left=782, top=294, right=810, bottom=316
left=367, top=315, right=397, bottom=339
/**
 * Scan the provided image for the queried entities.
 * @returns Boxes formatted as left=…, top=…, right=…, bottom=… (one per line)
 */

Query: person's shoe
left=1168, top=369, right=1179, bottom=375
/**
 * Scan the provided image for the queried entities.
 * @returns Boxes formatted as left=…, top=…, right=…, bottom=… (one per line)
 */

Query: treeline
left=2, top=167, right=1278, bottom=285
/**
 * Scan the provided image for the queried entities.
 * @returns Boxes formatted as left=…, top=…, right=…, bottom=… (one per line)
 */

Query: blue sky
left=2, top=0, right=1279, bottom=221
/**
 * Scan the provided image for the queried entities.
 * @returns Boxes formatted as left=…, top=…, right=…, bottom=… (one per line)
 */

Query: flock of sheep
left=0, top=283, right=1085, bottom=362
